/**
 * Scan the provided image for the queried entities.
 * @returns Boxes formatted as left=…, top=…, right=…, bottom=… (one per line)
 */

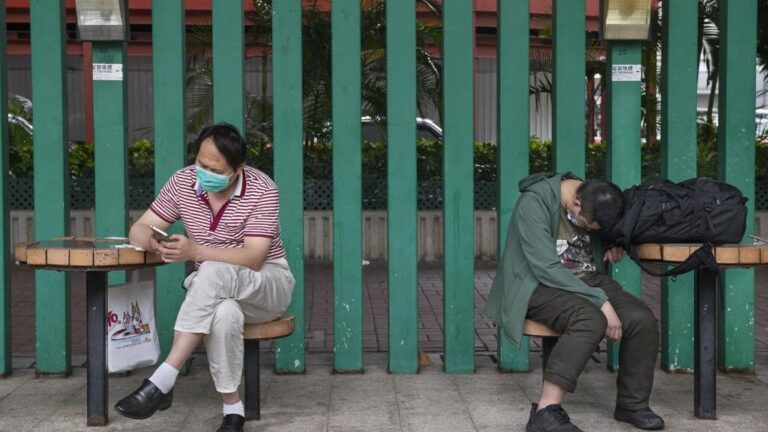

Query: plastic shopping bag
left=106, top=281, right=160, bottom=372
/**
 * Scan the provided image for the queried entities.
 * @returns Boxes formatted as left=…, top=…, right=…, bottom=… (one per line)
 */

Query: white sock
left=148, top=362, right=179, bottom=394
left=223, top=400, right=245, bottom=417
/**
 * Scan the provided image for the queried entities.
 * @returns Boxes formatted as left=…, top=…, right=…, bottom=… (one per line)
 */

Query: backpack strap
left=619, top=193, right=644, bottom=247
left=626, top=242, right=719, bottom=278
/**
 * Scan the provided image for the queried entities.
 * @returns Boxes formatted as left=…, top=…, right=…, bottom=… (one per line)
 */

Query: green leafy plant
left=68, top=142, right=94, bottom=179
left=8, top=95, right=34, bottom=178
left=129, top=139, right=155, bottom=179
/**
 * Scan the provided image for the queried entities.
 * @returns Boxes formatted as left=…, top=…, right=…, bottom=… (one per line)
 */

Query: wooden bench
left=523, top=319, right=560, bottom=373
left=635, top=242, right=768, bottom=419
left=243, top=315, right=295, bottom=421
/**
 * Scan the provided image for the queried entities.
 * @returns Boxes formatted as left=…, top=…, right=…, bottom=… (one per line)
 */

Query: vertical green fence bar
left=495, top=0, right=530, bottom=372
left=606, top=42, right=643, bottom=371
left=442, top=0, right=475, bottom=373
left=332, top=0, right=363, bottom=372
left=31, top=0, right=70, bottom=374
left=387, top=0, right=418, bottom=374
left=717, top=0, right=757, bottom=372
left=552, top=0, right=585, bottom=177
left=93, top=43, right=128, bottom=285
left=152, top=0, right=187, bottom=360
left=660, top=0, right=698, bottom=372
left=213, top=0, right=244, bottom=132
left=0, top=0, right=10, bottom=376
left=273, top=0, right=306, bottom=373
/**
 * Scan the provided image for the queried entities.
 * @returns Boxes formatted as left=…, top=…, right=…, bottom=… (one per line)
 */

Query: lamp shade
left=75, top=0, right=129, bottom=41
left=600, top=0, right=653, bottom=41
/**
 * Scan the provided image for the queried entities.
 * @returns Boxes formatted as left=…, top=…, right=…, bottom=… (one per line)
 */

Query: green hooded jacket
left=483, top=172, right=609, bottom=347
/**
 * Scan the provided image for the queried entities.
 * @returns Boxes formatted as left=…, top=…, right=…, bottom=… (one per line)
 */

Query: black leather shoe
left=527, top=403, right=584, bottom=432
left=614, top=406, right=665, bottom=430
left=217, top=414, right=245, bottom=432
left=114, top=379, right=173, bottom=420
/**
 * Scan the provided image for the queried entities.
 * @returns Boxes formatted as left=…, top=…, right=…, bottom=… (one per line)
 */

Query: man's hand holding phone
left=150, top=225, right=175, bottom=242
left=149, top=225, right=176, bottom=254
left=150, top=225, right=199, bottom=263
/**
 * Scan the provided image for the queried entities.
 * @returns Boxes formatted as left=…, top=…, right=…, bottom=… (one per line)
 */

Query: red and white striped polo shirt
left=150, top=165, right=287, bottom=265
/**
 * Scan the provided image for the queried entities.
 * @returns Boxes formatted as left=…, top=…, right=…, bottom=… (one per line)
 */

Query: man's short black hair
left=576, top=179, right=624, bottom=230
left=195, top=122, right=246, bottom=170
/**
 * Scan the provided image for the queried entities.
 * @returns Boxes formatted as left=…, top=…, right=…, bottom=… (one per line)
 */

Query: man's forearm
left=129, top=222, right=153, bottom=250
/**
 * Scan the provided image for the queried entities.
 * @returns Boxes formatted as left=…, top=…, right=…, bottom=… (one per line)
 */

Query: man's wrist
left=191, top=242, right=203, bottom=262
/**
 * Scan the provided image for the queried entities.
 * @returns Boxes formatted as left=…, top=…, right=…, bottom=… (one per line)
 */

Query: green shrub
left=11, top=126, right=765, bottom=187
left=530, top=137, right=554, bottom=175
left=129, top=139, right=154, bottom=178
left=240, top=133, right=761, bottom=185
left=9, top=123, right=33, bottom=178
left=68, top=142, right=94, bottom=179
left=757, top=141, right=768, bottom=179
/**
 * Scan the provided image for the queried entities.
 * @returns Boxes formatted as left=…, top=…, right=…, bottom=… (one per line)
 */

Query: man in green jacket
left=484, top=172, right=664, bottom=432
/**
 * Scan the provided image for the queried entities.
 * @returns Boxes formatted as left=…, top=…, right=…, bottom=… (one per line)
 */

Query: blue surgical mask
left=196, top=165, right=234, bottom=193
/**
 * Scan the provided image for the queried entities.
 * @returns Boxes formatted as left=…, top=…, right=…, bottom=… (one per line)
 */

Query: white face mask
left=567, top=208, right=585, bottom=228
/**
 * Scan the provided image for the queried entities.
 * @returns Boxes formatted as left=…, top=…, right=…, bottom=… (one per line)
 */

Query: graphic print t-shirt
left=556, top=208, right=597, bottom=276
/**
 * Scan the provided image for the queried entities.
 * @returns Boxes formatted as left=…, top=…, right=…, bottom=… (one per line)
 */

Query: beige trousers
left=174, top=259, right=295, bottom=393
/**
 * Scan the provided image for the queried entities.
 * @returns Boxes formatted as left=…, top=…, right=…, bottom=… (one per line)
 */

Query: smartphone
left=150, top=225, right=175, bottom=242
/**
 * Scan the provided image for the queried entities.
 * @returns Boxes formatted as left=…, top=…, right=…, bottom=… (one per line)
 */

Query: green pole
left=442, top=0, right=475, bottom=374
left=553, top=0, right=586, bottom=177
left=495, top=0, right=530, bottom=372
left=152, top=0, right=187, bottom=361
left=605, top=42, right=643, bottom=371
left=31, top=0, right=70, bottom=375
left=332, top=0, right=363, bottom=372
left=386, top=0, right=418, bottom=374
left=660, top=0, right=698, bottom=372
left=0, top=0, right=11, bottom=376
left=717, top=0, right=757, bottom=372
left=213, top=0, right=244, bottom=132
left=273, top=0, right=306, bottom=373
left=92, top=42, right=128, bottom=286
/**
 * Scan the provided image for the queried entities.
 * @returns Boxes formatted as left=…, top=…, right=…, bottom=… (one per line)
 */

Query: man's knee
left=211, top=299, right=244, bottom=333
left=188, top=261, right=237, bottom=297
left=623, top=305, right=659, bottom=336
left=569, top=305, right=607, bottom=344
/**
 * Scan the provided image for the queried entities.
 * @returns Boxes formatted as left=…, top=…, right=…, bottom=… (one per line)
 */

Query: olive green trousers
left=526, top=273, right=659, bottom=410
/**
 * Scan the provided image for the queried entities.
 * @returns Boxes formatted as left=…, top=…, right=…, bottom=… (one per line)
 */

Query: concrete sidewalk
left=2, top=352, right=768, bottom=431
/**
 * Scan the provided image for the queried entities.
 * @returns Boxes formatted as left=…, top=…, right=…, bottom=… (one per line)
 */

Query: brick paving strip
left=9, top=265, right=768, bottom=357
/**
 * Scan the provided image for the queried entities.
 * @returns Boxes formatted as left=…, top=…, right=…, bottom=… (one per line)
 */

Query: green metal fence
left=0, top=0, right=761, bottom=376
left=5, top=178, right=768, bottom=211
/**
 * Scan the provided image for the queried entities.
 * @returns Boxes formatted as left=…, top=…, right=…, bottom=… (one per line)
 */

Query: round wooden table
left=15, top=237, right=164, bottom=427
left=635, top=242, right=768, bottom=420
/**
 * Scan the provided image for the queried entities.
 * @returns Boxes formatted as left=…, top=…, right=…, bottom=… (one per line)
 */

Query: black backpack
left=601, top=178, right=748, bottom=277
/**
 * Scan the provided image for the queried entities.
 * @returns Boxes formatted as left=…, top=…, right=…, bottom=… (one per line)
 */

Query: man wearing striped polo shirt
left=115, top=123, right=295, bottom=432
